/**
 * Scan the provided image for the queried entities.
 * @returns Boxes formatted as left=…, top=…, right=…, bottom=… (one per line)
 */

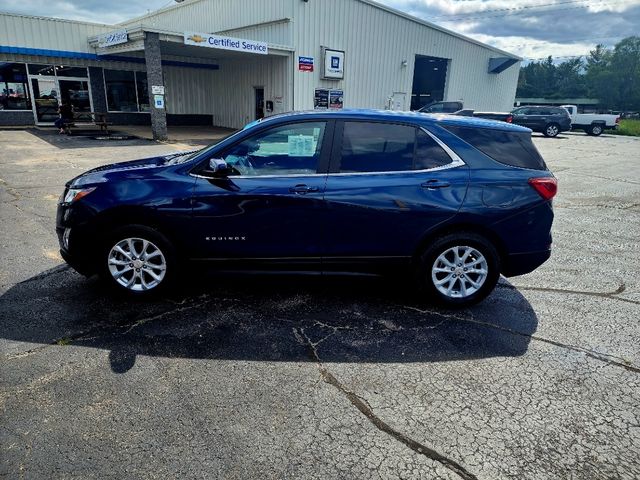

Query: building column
left=144, top=32, right=168, bottom=141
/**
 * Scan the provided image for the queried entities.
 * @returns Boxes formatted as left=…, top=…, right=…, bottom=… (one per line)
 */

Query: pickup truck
left=561, top=105, right=620, bottom=136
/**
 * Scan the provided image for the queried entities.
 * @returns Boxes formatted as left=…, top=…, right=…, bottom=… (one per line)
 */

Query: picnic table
left=62, top=112, right=111, bottom=135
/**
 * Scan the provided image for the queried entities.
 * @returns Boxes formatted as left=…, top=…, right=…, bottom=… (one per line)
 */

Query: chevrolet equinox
left=57, top=110, right=556, bottom=306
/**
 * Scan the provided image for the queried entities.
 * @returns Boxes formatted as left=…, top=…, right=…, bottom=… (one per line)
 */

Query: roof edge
left=116, top=0, right=208, bottom=27
left=0, top=10, right=114, bottom=28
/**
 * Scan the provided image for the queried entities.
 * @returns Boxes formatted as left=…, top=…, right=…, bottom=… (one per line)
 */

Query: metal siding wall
left=164, top=66, right=217, bottom=115
left=207, top=55, right=290, bottom=129
left=0, top=13, right=112, bottom=52
left=291, top=0, right=520, bottom=112
left=120, top=0, right=293, bottom=36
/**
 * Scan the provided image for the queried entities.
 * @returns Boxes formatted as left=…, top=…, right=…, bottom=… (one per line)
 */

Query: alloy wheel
left=546, top=125, right=559, bottom=137
left=431, top=246, right=489, bottom=299
left=107, top=237, right=167, bottom=291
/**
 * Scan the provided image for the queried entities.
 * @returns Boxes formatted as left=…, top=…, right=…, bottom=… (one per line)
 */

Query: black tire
left=588, top=124, right=603, bottom=136
left=98, top=224, right=177, bottom=297
left=417, top=232, right=500, bottom=307
left=543, top=123, right=560, bottom=137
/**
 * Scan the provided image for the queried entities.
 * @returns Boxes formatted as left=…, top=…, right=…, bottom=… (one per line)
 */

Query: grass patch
left=613, top=119, right=640, bottom=136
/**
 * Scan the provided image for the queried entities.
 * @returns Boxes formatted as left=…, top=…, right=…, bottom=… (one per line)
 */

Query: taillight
left=529, top=177, right=557, bottom=201
left=506, top=115, right=513, bottom=123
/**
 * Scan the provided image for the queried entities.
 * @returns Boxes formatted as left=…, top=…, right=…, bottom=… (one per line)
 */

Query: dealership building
left=0, top=0, right=520, bottom=139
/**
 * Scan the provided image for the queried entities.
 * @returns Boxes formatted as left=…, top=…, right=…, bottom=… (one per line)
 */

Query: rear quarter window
left=443, top=125, right=547, bottom=170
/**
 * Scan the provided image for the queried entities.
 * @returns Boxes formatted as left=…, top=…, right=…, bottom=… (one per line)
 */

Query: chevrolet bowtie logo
left=188, top=35, right=207, bottom=43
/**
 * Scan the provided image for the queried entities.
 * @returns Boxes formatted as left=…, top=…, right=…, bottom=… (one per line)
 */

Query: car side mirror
left=205, top=158, right=231, bottom=177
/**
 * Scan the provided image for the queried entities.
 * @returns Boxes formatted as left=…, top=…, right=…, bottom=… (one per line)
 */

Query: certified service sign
left=98, top=29, right=128, bottom=48
left=184, top=33, right=268, bottom=55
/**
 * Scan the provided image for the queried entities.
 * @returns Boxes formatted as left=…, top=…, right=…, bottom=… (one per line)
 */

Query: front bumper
left=56, top=202, right=98, bottom=276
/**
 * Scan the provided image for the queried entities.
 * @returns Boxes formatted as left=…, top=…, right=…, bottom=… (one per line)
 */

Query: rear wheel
left=588, top=124, right=603, bottom=136
left=100, top=225, right=176, bottom=296
left=543, top=123, right=560, bottom=137
left=418, top=233, right=500, bottom=307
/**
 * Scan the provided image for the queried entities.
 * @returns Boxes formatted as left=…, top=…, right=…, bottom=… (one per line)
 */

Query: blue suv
left=56, top=110, right=556, bottom=306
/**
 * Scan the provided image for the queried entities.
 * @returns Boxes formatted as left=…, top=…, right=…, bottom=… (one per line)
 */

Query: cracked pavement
left=1, top=129, right=639, bottom=479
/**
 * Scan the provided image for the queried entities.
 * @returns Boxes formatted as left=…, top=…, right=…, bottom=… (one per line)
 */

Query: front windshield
left=164, top=129, right=245, bottom=165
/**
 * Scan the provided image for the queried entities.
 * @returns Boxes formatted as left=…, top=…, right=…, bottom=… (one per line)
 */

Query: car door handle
left=421, top=180, right=450, bottom=190
left=289, top=184, right=319, bottom=194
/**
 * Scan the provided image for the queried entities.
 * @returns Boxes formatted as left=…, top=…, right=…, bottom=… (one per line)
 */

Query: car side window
left=415, top=129, right=453, bottom=170
left=340, top=122, right=415, bottom=173
left=220, top=122, right=326, bottom=176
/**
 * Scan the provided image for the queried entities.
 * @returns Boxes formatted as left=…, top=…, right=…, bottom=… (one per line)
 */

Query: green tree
left=517, top=37, right=640, bottom=111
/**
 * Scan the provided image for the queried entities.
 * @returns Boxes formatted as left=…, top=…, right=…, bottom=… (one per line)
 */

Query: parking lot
left=1, top=128, right=639, bottom=479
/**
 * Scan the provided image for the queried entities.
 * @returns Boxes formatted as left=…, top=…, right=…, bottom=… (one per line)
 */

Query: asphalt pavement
left=1, top=128, right=639, bottom=479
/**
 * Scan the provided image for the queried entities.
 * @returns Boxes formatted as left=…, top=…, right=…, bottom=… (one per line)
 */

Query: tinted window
left=340, top=122, right=415, bottom=172
left=552, top=108, right=569, bottom=116
left=444, top=125, right=547, bottom=170
left=221, top=122, right=326, bottom=176
left=415, top=129, right=452, bottom=169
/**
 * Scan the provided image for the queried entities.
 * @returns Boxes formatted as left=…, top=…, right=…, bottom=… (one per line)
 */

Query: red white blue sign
left=298, top=56, right=314, bottom=72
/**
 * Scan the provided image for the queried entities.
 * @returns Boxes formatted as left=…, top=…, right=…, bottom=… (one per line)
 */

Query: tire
left=543, top=123, right=560, bottom=137
left=99, top=224, right=176, bottom=297
left=418, top=232, right=500, bottom=307
left=589, top=124, right=603, bottom=136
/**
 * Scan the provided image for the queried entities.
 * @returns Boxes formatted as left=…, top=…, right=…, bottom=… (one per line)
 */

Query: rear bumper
left=502, top=249, right=551, bottom=277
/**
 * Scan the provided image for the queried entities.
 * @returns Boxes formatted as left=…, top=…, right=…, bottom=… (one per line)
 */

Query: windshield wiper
left=165, top=150, right=201, bottom=165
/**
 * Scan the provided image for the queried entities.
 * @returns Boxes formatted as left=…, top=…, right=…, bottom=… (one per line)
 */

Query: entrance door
left=30, top=78, right=59, bottom=123
left=59, top=79, right=92, bottom=116
left=254, top=87, right=265, bottom=120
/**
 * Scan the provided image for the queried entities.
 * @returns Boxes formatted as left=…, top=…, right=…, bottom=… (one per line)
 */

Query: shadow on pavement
left=27, top=128, right=155, bottom=149
left=0, top=266, right=538, bottom=373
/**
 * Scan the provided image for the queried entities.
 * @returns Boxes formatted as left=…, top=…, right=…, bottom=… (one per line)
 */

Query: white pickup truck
left=561, top=105, right=620, bottom=136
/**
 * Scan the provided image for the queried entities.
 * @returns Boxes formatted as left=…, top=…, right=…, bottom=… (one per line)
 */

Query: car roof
left=254, top=109, right=530, bottom=133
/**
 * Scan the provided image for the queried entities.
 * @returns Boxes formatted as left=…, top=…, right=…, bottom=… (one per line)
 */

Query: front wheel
left=100, top=225, right=176, bottom=296
left=418, top=233, right=500, bottom=307
left=543, top=123, right=560, bottom=137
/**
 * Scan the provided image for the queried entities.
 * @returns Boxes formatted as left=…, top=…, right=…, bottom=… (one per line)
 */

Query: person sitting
left=54, top=102, right=74, bottom=134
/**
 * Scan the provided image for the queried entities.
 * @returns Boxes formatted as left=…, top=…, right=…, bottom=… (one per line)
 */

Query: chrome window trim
left=190, top=125, right=465, bottom=180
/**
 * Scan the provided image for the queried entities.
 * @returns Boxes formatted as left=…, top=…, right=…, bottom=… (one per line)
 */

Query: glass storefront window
left=105, top=70, right=138, bottom=112
left=104, top=69, right=150, bottom=112
left=136, top=72, right=150, bottom=112
left=0, top=63, right=32, bottom=110
left=55, top=65, right=88, bottom=77
left=28, top=64, right=56, bottom=76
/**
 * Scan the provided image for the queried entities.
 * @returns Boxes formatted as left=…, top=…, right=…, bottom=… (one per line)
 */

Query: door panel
left=322, top=169, right=468, bottom=258
left=189, top=121, right=332, bottom=262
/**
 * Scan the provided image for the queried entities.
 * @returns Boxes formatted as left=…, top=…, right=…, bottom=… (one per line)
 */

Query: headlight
left=61, top=187, right=96, bottom=205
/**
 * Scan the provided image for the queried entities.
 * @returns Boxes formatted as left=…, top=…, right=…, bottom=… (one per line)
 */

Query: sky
left=0, top=0, right=638, bottom=61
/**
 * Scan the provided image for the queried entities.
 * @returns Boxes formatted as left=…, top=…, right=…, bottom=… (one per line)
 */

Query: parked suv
left=511, top=106, right=572, bottom=137
left=57, top=110, right=556, bottom=306
left=418, top=101, right=464, bottom=114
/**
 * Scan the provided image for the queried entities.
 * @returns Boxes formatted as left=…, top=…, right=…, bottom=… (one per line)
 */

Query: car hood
left=66, top=152, right=195, bottom=188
